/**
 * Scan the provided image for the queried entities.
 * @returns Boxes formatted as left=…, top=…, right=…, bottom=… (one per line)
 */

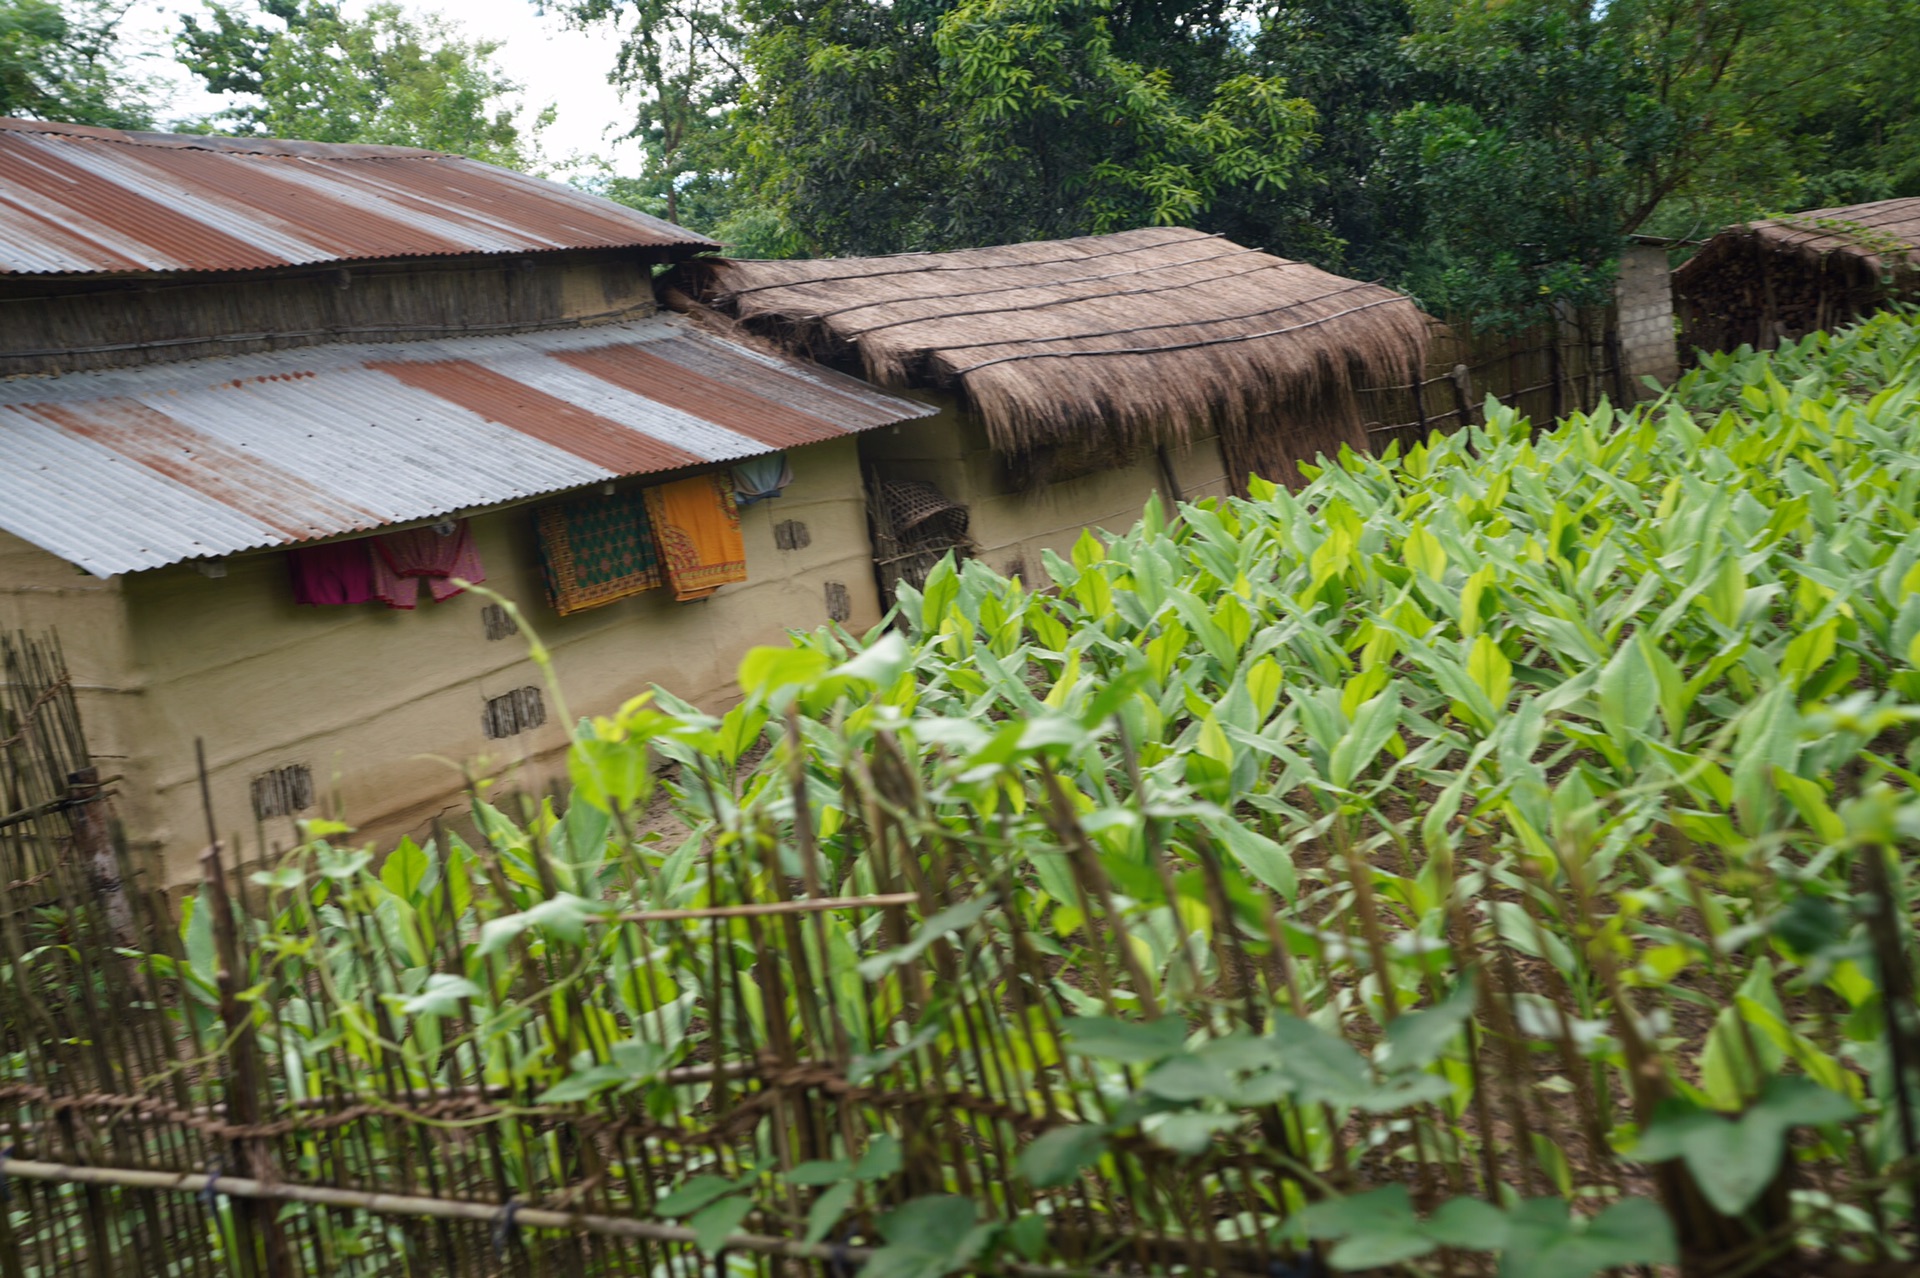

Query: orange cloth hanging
left=642, top=473, right=747, bottom=601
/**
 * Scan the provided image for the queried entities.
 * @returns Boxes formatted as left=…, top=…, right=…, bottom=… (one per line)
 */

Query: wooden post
left=1605, top=325, right=1630, bottom=405
left=1547, top=327, right=1565, bottom=421
left=1450, top=363, right=1475, bottom=430
left=200, top=842, right=294, bottom=1278
left=1154, top=443, right=1185, bottom=507
left=66, top=768, right=135, bottom=948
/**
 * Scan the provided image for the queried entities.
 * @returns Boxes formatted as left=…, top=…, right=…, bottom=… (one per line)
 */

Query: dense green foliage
left=563, top=0, right=1315, bottom=255
left=568, top=0, right=1919, bottom=329
left=146, top=311, right=1920, bottom=1275
left=177, top=0, right=540, bottom=165
left=1365, top=0, right=1920, bottom=326
left=642, top=307, right=1920, bottom=1261
left=0, top=0, right=154, bottom=126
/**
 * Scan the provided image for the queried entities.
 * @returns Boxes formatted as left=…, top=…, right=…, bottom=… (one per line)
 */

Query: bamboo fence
left=1357, top=306, right=1628, bottom=460
left=0, top=629, right=1912, bottom=1277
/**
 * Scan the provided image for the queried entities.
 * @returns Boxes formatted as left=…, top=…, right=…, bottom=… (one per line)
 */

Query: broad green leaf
left=183, top=888, right=216, bottom=991
left=1595, top=640, right=1656, bottom=741
left=1376, top=981, right=1477, bottom=1072
left=568, top=734, right=653, bottom=813
left=1147, top=1111, right=1241, bottom=1156
left=1141, top=1055, right=1237, bottom=1102
left=378, top=838, right=432, bottom=901
left=1292, top=1185, right=1434, bottom=1270
left=1005, top=1213, right=1048, bottom=1261
left=1062, top=1016, right=1187, bottom=1063
left=854, top=1133, right=903, bottom=1181
left=692, top=1196, right=753, bottom=1254
left=654, top=1175, right=742, bottom=1219
left=1630, top=1078, right=1856, bottom=1215
left=804, top=1180, right=857, bottom=1246
left=918, top=556, right=960, bottom=632
left=1489, top=901, right=1577, bottom=973
left=1637, top=630, right=1688, bottom=739
left=834, top=632, right=911, bottom=687
left=866, top=1196, right=992, bottom=1278
left=1015, top=1124, right=1108, bottom=1187
left=534, top=1063, right=626, bottom=1105
left=1264, top=1015, right=1445, bottom=1110
left=399, top=973, right=479, bottom=1019
left=738, top=645, right=833, bottom=696
left=475, top=893, right=607, bottom=957
left=1203, top=816, right=1297, bottom=901
left=249, top=865, right=305, bottom=892
left=1424, top=1196, right=1508, bottom=1249
left=787, top=1160, right=852, bottom=1188
left=1498, top=1196, right=1675, bottom=1278
left=1780, top=616, right=1838, bottom=689
left=857, top=896, right=991, bottom=980
left=1404, top=523, right=1448, bottom=582
left=1328, top=687, right=1401, bottom=789
left=1458, top=563, right=1495, bottom=637
left=1466, top=634, right=1512, bottom=711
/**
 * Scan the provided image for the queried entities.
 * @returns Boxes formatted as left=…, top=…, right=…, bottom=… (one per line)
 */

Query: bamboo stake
left=617, top=893, right=915, bottom=923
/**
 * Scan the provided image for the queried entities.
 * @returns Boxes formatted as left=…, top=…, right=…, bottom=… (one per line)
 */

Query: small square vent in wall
left=482, top=687, right=547, bottom=740
left=480, top=604, right=519, bottom=641
left=251, top=765, right=314, bottom=820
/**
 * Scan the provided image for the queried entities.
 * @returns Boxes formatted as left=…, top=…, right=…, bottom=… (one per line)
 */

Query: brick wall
left=1616, top=243, right=1679, bottom=395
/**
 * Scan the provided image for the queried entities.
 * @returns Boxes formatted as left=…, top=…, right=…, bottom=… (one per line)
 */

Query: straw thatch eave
left=670, top=228, right=1432, bottom=473
left=1674, top=198, right=1920, bottom=353
left=1674, top=197, right=1920, bottom=291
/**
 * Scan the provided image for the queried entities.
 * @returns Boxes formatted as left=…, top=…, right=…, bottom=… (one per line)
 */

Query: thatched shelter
left=1674, top=198, right=1920, bottom=353
left=671, top=227, right=1432, bottom=491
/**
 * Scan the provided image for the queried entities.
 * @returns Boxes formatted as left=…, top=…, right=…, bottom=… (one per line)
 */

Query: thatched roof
left=1674, top=198, right=1920, bottom=353
left=1720, top=198, right=1920, bottom=273
left=670, top=227, right=1431, bottom=469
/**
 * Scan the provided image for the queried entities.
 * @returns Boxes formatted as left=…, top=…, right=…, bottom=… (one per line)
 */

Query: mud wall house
left=1674, top=197, right=1920, bottom=353
left=0, top=118, right=932, bottom=882
left=670, top=228, right=1433, bottom=590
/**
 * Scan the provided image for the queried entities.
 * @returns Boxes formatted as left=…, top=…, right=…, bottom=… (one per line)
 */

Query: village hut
left=670, top=229, right=1432, bottom=587
left=1674, top=197, right=1920, bottom=352
left=0, top=119, right=932, bottom=880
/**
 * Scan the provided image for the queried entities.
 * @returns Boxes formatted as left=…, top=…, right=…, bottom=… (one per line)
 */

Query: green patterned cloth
left=535, top=489, right=663, bottom=615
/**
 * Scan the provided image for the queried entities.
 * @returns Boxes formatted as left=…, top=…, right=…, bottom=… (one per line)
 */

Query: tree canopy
left=177, top=0, right=542, bottom=167
left=8, top=0, right=1914, bottom=332
left=0, top=0, right=155, bottom=127
left=567, top=0, right=1919, bottom=329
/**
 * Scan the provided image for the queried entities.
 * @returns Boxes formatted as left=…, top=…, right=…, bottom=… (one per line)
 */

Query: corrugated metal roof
left=0, top=316, right=934, bottom=576
left=0, top=118, right=717, bottom=275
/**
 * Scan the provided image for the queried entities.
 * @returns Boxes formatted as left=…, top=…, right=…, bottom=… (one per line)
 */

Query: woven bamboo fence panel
left=1357, top=307, right=1627, bottom=462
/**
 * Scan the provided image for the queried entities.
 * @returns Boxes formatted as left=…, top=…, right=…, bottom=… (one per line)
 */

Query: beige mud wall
left=858, top=395, right=1231, bottom=580
left=86, top=434, right=876, bottom=883
left=0, top=530, right=141, bottom=788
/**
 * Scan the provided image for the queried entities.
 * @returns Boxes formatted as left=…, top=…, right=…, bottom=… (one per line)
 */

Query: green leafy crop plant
left=638, top=308, right=1920, bottom=1271
left=131, top=310, right=1920, bottom=1277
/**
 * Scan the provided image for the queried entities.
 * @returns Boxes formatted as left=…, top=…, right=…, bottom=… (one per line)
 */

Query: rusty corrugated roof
left=0, top=118, right=717, bottom=275
left=0, top=315, right=933, bottom=576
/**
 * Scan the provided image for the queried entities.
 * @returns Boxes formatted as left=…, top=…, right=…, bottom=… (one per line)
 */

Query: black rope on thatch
left=905, top=278, right=1386, bottom=358
left=834, top=256, right=1316, bottom=342
left=948, top=294, right=1415, bottom=375
left=833, top=255, right=1313, bottom=337
left=711, top=229, right=1224, bottom=300
left=788, top=245, right=1273, bottom=324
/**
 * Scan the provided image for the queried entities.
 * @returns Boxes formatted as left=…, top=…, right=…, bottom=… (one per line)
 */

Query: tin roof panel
left=0, top=118, right=716, bottom=275
left=0, top=315, right=934, bottom=577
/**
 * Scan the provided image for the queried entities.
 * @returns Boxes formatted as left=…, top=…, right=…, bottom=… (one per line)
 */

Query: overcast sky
left=121, top=0, right=646, bottom=170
